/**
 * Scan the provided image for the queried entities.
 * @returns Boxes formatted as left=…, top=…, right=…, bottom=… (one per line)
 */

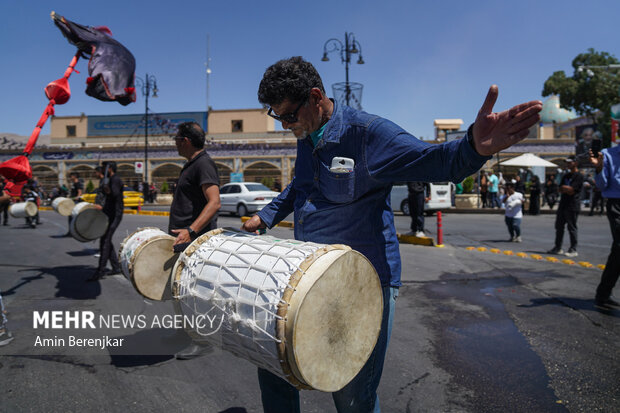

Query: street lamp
left=321, top=32, right=365, bottom=109
left=134, top=74, right=158, bottom=185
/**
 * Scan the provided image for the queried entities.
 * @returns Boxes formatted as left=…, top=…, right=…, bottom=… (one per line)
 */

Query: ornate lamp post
left=321, top=32, right=365, bottom=109
left=134, top=74, right=158, bottom=184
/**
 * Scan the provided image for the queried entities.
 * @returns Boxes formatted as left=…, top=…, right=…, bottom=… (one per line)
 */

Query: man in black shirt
left=63, top=172, right=84, bottom=236
left=169, top=122, right=221, bottom=360
left=406, top=182, right=430, bottom=237
left=547, top=157, right=583, bottom=257
left=88, top=161, right=124, bottom=281
left=169, top=122, right=221, bottom=245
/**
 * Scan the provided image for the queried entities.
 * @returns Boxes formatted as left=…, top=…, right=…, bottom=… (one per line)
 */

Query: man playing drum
left=242, top=56, right=542, bottom=413
left=88, top=161, right=124, bottom=281
left=63, top=172, right=84, bottom=237
left=169, top=121, right=221, bottom=359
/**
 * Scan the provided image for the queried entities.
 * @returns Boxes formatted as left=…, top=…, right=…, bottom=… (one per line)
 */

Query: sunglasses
left=267, top=100, right=305, bottom=124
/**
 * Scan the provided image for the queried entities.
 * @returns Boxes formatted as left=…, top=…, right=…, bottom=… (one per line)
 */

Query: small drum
left=51, top=197, right=75, bottom=216
left=9, top=201, right=38, bottom=218
left=172, top=228, right=383, bottom=392
left=70, top=202, right=108, bottom=242
left=119, top=227, right=179, bottom=300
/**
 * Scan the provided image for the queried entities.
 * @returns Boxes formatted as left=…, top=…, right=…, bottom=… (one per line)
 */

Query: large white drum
left=119, top=227, right=179, bottom=300
left=9, top=201, right=38, bottom=218
left=51, top=197, right=75, bottom=216
left=70, top=202, right=108, bottom=242
left=171, top=228, right=383, bottom=392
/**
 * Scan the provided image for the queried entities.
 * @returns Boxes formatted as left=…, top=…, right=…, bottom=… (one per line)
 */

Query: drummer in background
left=169, top=121, right=221, bottom=359
left=243, top=56, right=542, bottom=413
left=88, top=161, right=123, bottom=281
left=21, top=183, right=40, bottom=229
left=0, top=175, right=10, bottom=226
left=62, top=172, right=83, bottom=237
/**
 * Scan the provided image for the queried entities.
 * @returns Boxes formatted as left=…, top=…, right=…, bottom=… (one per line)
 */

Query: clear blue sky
left=1, top=0, right=618, bottom=140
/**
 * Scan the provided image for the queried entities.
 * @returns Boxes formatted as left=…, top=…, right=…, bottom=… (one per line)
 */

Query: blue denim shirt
left=594, top=145, right=620, bottom=199
left=257, top=100, right=490, bottom=287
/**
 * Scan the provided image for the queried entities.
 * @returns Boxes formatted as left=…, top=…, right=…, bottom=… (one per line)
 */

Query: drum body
left=172, top=228, right=383, bottom=392
left=9, top=201, right=38, bottom=218
left=119, top=227, right=178, bottom=300
left=51, top=197, right=75, bottom=216
left=70, top=202, right=108, bottom=242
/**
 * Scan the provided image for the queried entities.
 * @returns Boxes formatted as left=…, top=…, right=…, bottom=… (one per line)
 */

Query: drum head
left=131, top=236, right=178, bottom=300
left=286, top=249, right=383, bottom=392
left=54, top=198, right=75, bottom=216
left=73, top=208, right=108, bottom=241
left=24, top=202, right=38, bottom=217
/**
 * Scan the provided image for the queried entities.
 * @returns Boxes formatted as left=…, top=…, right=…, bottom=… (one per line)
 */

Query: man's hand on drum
left=171, top=228, right=192, bottom=245
left=242, top=215, right=266, bottom=232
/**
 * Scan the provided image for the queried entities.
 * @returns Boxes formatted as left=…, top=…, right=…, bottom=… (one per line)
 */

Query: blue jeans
left=258, top=286, right=399, bottom=413
left=505, top=216, right=521, bottom=238
left=488, top=192, right=500, bottom=208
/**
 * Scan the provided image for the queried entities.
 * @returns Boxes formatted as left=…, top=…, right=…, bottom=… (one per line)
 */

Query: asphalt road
left=0, top=210, right=618, bottom=413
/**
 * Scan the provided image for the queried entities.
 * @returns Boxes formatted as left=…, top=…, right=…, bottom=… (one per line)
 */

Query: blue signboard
left=87, top=111, right=207, bottom=137
left=230, top=172, right=243, bottom=183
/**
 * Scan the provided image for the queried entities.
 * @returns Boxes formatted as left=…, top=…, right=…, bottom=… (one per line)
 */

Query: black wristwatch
left=187, top=227, right=198, bottom=240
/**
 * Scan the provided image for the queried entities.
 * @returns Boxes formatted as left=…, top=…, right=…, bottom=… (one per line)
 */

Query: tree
left=543, top=48, right=620, bottom=146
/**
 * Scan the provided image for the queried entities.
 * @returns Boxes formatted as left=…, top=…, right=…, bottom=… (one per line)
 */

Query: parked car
left=81, top=186, right=145, bottom=209
left=219, top=182, right=280, bottom=217
left=390, top=182, right=452, bottom=215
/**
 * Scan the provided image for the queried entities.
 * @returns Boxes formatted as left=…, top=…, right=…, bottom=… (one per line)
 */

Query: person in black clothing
left=64, top=172, right=83, bottom=236
left=528, top=175, right=541, bottom=215
left=406, top=182, right=430, bottom=237
left=169, top=122, right=221, bottom=245
left=514, top=174, right=526, bottom=195
left=88, top=162, right=123, bottom=281
left=547, top=158, right=583, bottom=257
left=21, top=184, right=40, bottom=228
left=169, top=122, right=221, bottom=360
left=544, top=174, right=558, bottom=209
left=0, top=176, right=10, bottom=226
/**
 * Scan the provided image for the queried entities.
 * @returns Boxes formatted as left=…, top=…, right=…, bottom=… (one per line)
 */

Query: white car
left=390, top=183, right=452, bottom=215
left=219, top=182, right=280, bottom=217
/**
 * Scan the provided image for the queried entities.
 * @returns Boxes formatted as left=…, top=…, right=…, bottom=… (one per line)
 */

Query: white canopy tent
left=500, top=153, right=557, bottom=167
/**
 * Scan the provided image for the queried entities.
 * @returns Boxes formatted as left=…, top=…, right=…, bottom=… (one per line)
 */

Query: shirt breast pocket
left=319, top=165, right=356, bottom=204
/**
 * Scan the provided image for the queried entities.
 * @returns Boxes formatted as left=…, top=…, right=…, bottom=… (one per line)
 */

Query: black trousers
left=529, top=192, right=540, bottom=215
left=554, top=207, right=578, bottom=250
left=97, top=215, right=121, bottom=273
left=408, top=192, right=425, bottom=232
left=596, top=199, right=620, bottom=300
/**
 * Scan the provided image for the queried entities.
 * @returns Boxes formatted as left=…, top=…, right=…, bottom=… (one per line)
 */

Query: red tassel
left=86, top=77, right=95, bottom=84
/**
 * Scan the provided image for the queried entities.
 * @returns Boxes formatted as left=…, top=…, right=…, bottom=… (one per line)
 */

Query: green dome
left=540, top=95, right=577, bottom=123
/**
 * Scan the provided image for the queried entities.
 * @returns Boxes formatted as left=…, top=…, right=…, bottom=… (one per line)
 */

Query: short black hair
left=102, top=161, right=117, bottom=173
left=258, top=56, right=325, bottom=106
left=70, top=172, right=79, bottom=178
left=176, top=122, right=205, bottom=149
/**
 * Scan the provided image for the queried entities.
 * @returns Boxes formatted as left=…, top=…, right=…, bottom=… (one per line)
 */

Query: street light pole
left=135, top=74, right=158, bottom=185
left=322, top=32, right=364, bottom=107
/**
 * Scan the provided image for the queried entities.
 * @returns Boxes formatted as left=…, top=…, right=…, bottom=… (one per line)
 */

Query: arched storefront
left=117, top=163, right=143, bottom=190
left=215, top=162, right=233, bottom=186
left=152, top=163, right=183, bottom=193
left=31, top=165, right=58, bottom=190
left=243, top=161, right=281, bottom=189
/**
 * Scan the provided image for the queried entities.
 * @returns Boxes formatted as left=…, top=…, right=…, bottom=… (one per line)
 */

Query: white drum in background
left=119, top=227, right=179, bottom=300
left=51, top=197, right=75, bottom=217
left=9, top=201, right=38, bottom=218
left=70, top=202, right=108, bottom=242
left=172, top=228, right=383, bottom=392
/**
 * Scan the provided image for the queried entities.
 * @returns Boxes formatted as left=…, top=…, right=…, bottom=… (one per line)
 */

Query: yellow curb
left=546, top=256, right=559, bottom=262
left=597, top=264, right=606, bottom=270
left=39, top=206, right=53, bottom=211
left=490, top=248, right=501, bottom=254
left=466, top=246, right=476, bottom=251
left=530, top=254, right=543, bottom=260
left=397, top=234, right=436, bottom=246
left=503, top=250, right=514, bottom=255
left=123, top=209, right=137, bottom=215
left=562, top=259, right=576, bottom=265
left=578, top=261, right=593, bottom=268
left=516, top=252, right=528, bottom=258
left=435, top=244, right=445, bottom=248
left=477, top=247, right=487, bottom=252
